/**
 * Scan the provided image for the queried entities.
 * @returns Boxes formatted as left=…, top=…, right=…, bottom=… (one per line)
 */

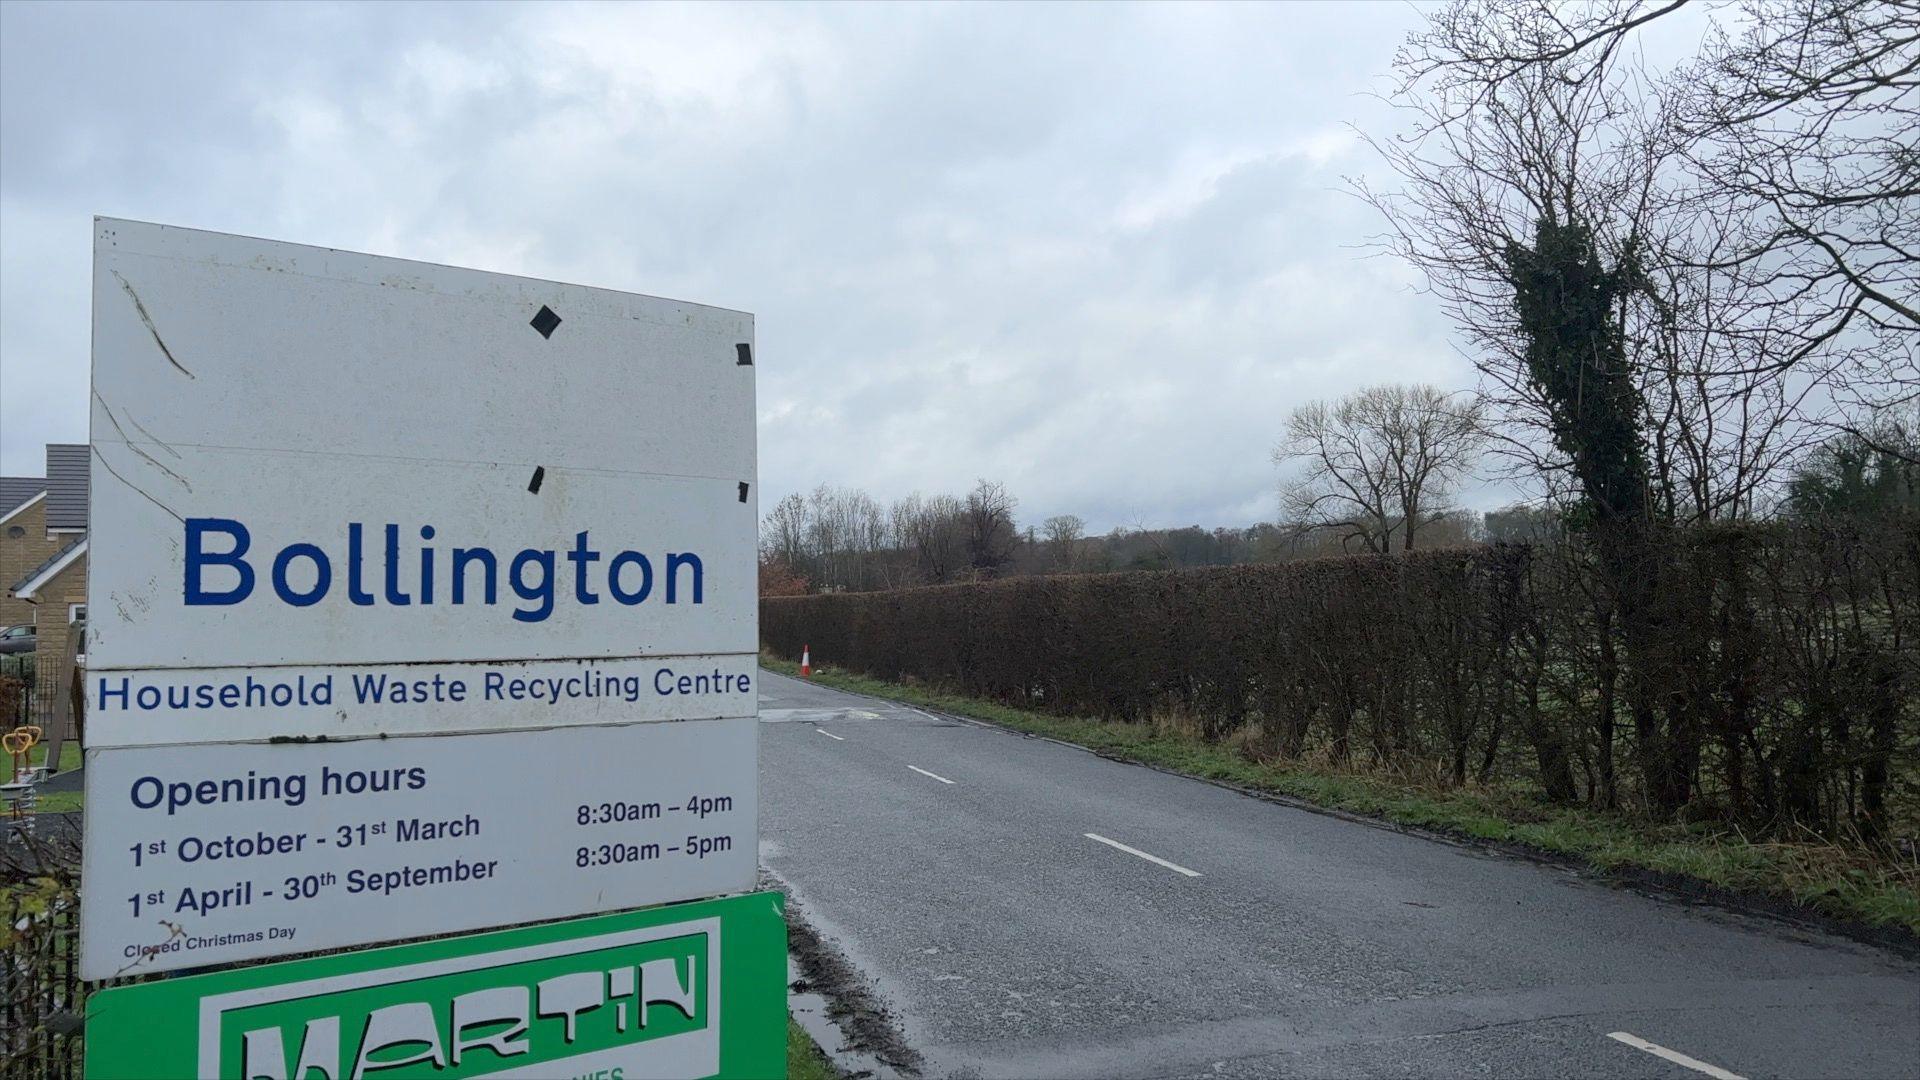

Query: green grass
left=763, top=655, right=1920, bottom=935
left=787, top=1018, right=839, bottom=1080
left=27, top=790, right=82, bottom=814
left=28, top=739, right=80, bottom=773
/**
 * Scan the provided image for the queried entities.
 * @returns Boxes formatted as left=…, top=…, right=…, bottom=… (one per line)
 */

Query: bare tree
left=762, top=493, right=810, bottom=576
left=1387, top=0, right=1918, bottom=456
left=892, top=492, right=968, bottom=585
left=1670, top=0, right=1920, bottom=456
left=801, top=485, right=887, bottom=592
left=1355, top=0, right=1856, bottom=525
left=1682, top=2, right=1919, bottom=339
left=1351, top=0, right=1916, bottom=815
left=761, top=486, right=891, bottom=592
left=963, top=479, right=1020, bottom=577
left=1041, top=514, right=1086, bottom=572
left=1274, top=384, right=1486, bottom=553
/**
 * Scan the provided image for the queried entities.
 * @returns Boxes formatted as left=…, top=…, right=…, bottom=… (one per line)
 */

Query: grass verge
left=788, top=1018, right=839, bottom=1080
left=28, top=741, right=80, bottom=773
left=27, top=790, right=82, bottom=814
left=762, top=655, right=1920, bottom=937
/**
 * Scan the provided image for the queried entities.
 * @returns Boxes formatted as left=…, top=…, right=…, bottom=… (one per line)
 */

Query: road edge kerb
left=765, top=669, right=1920, bottom=963
left=762, top=870, right=925, bottom=1078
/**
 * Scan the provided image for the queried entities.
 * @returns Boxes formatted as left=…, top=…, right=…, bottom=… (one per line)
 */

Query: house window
left=5, top=526, right=21, bottom=538
left=68, top=603, right=86, bottom=625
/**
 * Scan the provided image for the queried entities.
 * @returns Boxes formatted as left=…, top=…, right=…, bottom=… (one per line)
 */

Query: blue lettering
left=419, top=525, right=436, bottom=604
left=271, top=543, right=331, bottom=606
left=666, top=553, right=703, bottom=604
left=383, top=524, right=411, bottom=606
left=175, top=520, right=701, bottom=619
left=98, top=677, right=129, bottom=710
left=184, top=518, right=254, bottom=605
left=453, top=547, right=498, bottom=605
left=353, top=673, right=388, bottom=703
left=347, top=522, right=375, bottom=606
left=510, top=549, right=554, bottom=623
left=567, top=531, right=601, bottom=605
left=130, top=776, right=163, bottom=810
left=609, top=552, right=653, bottom=604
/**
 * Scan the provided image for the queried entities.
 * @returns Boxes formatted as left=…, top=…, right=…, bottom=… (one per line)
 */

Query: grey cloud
left=2, top=0, right=1473, bottom=532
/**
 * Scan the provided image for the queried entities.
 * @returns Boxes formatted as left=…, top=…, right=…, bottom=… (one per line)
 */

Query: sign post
left=79, top=218, right=778, bottom=1077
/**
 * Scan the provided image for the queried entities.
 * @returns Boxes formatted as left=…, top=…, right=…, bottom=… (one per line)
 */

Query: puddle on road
left=789, top=956, right=904, bottom=1079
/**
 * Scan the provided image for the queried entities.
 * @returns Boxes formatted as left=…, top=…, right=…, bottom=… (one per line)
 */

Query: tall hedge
left=762, top=527, right=1918, bottom=839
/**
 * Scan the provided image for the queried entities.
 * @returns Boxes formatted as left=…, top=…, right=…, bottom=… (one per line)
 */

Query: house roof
left=0, top=476, right=45, bottom=520
left=12, top=535, right=87, bottom=599
left=44, top=444, right=89, bottom=531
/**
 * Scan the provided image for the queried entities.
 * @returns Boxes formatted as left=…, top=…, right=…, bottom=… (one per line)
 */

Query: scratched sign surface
left=81, top=219, right=759, bottom=977
left=88, top=217, right=756, bottom=692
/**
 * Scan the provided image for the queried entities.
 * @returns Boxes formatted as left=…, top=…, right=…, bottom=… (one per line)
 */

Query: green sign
left=84, top=892, right=787, bottom=1080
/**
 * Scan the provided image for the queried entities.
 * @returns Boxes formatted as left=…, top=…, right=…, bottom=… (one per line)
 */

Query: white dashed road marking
left=1084, top=832, right=1202, bottom=877
left=908, top=765, right=954, bottom=785
left=815, top=729, right=845, bottom=741
left=1607, top=1032, right=1746, bottom=1079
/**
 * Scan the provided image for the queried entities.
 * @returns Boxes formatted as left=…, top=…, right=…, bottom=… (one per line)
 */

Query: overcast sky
left=0, top=0, right=1478, bottom=533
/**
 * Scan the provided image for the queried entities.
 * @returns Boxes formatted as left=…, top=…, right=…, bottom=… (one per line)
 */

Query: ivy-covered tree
left=1503, top=220, right=1651, bottom=527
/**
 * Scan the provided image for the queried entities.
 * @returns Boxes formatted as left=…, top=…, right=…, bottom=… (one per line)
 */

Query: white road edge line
left=907, top=765, right=954, bottom=785
left=1084, top=832, right=1202, bottom=877
left=815, top=729, right=845, bottom=741
left=1606, top=1032, right=1746, bottom=1080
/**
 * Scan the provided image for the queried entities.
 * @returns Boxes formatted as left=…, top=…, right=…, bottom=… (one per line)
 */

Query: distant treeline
left=759, top=478, right=1508, bottom=597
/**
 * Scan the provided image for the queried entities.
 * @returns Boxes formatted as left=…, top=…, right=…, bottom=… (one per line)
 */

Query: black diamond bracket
left=738, top=481, right=750, bottom=503
left=528, top=466, right=546, bottom=494
left=530, top=305, right=562, bottom=339
left=736, top=343, right=753, bottom=366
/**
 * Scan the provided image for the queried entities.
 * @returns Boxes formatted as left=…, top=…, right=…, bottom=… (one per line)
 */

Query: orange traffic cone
left=800, top=645, right=812, bottom=677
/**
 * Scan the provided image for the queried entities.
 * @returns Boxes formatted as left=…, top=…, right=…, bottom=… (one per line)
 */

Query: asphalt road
left=757, top=670, right=1920, bottom=1079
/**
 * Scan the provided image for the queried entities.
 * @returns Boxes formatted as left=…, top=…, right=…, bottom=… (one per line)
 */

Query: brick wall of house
left=28, top=557, right=87, bottom=659
left=12, top=554, right=86, bottom=737
left=1, top=497, right=66, bottom=630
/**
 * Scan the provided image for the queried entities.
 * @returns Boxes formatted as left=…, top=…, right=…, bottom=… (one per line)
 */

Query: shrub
left=763, top=526, right=1918, bottom=841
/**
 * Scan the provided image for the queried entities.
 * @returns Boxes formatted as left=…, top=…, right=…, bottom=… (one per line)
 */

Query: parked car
left=0, top=624, right=34, bottom=655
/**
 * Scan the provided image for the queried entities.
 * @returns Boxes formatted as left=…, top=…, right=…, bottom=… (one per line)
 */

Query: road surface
left=757, top=670, right=1920, bottom=1079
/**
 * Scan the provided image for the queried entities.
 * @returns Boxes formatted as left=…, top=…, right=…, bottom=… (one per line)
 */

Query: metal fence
left=3, top=898, right=80, bottom=1079
left=1, top=641, right=80, bottom=774
left=1, top=826, right=109, bottom=1080
left=3, top=642, right=122, bottom=1078
left=4, top=635, right=96, bottom=1080
left=0, top=655, right=31, bottom=730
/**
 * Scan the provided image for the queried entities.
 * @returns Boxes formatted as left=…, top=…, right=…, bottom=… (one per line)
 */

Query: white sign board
left=81, top=218, right=758, bottom=977
left=81, top=719, right=755, bottom=975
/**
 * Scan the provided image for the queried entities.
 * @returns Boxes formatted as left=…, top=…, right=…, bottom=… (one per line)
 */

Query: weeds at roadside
left=787, top=1019, right=840, bottom=1080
